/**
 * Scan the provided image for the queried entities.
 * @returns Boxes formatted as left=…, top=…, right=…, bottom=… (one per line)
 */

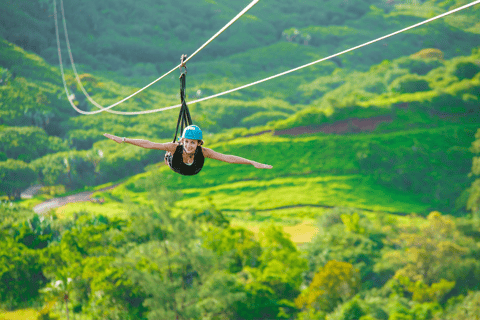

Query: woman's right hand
left=104, top=133, right=123, bottom=143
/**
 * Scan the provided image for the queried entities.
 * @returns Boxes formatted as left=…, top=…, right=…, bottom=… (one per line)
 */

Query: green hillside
left=1, top=0, right=480, bottom=319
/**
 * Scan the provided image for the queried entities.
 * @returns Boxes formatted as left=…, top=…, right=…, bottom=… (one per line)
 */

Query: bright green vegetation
left=2, top=190, right=480, bottom=319
left=2, top=0, right=480, bottom=318
left=0, top=309, right=39, bottom=320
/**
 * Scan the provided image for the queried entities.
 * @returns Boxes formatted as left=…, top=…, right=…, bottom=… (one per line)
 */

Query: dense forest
left=1, top=0, right=480, bottom=319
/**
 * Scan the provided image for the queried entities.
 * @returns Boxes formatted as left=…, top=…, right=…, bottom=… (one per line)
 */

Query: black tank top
left=166, top=144, right=204, bottom=176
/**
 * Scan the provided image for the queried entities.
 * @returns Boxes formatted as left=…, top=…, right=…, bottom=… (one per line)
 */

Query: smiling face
left=182, top=138, right=201, bottom=154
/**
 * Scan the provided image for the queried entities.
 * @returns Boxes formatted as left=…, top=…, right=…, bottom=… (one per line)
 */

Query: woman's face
left=183, top=138, right=200, bottom=153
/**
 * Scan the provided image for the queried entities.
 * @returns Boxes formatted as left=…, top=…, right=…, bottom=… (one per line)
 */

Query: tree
left=295, top=260, right=360, bottom=313
left=41, top=213, right=134, bottom=320
left=390, top=74, right=430, bottom=94
left=238, top=225, right=308, bottom=320
left=391, top=276, right=455, bottom=303
left=30, top=150, right=99, bottom=190
left=0, top=232, right=47, bottom=309
left=203, top=225, right=261, bottom=273
left=443, top=291, right=480, bottom=320
left=304, top=208, right=385, bottom=290
left=0, top=126, right=68, bottom=162
left=378, top=211, right=480, bottom=304
left=0, top=159, right=36, bottom=200
left=467, top=128, right=480, bottom=217
left=126, top=204, right=246, bottom=319
left=453, top=61, right=480, bottom=80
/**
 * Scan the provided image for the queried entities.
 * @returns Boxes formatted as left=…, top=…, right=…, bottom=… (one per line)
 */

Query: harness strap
left=172, top=55, right=192, bottom=143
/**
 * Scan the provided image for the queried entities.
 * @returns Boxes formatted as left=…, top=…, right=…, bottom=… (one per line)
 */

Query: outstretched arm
left=202, top=147, right=273, bottom=169
left=103, top=134, right=177, bottom=152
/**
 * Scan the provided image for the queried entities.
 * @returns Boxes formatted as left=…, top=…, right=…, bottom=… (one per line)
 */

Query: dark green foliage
left=0, top=159, right=36, bottom=200
left=28, top=144, right=161, bottom=190
left=203, top=226, right=261, bottom=273
left=14, top=214, right=57, bottom=250
left=453, top=61, right=480, bottom=80
left=0, top=0, right=375, bottom=75
left=304, top=208, right=386, bottom=290
left=338, top=299, right=364, bottom=320
left=467, top=129, right=480, bottom=217
left=30, top=150, right=98, bottom=189
left=0, top=126, right=68, bottom=162
left=66, top=129, right=104, bottom=150
left=0, top=204, right=49, bottom=309
left=443, top=291, right=480, bottom=320
left=0, top=201, right=34, bottom=231
left=0, top=235, right=47, bottom=310
left=390, top=74, right=430, bottom=93
left=357, top=126, right=475, bottom=210
left=396, top=57, right=443, bottom=76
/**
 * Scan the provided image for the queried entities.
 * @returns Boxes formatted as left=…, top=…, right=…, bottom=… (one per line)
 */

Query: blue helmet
left=182, top=125, right=203, bottom=140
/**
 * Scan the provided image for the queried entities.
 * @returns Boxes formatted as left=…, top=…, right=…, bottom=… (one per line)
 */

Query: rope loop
left=180, top=54, right=188, bottom=75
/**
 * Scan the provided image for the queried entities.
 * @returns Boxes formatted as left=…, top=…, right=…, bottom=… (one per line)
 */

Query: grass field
left=0, top=309, right=38, bottom=320
left=56, top=172, right=431, bottom=244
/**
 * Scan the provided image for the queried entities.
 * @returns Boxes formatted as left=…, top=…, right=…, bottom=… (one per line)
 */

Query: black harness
left=173, top=54, right=193, bottom=143
left=165, top=144, right=205, bottom=176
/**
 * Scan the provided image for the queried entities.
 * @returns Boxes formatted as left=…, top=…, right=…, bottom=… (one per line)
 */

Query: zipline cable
left=54, top=0, right=260, bottom=115
left=90, top=0, right=480, bottom=116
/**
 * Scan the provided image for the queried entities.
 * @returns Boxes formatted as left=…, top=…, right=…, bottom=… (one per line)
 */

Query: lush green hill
left=80, top=124, right=473, bottom=219
left=2, top=1, right=480, bottom=318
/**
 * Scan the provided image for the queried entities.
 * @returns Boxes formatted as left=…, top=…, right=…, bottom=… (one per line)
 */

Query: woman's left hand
left=104, top=133, right=123, bottom=143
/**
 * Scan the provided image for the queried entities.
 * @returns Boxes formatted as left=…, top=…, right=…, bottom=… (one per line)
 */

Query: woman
left=103, top=125, right=272, bottom=176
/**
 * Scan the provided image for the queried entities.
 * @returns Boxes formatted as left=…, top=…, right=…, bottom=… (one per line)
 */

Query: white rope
left=58, top=0, right=121, bottom=114
left=94, top=0, right=479, bottom=116
left=54, top=0, right=90, bottom=115
left=55, top=0, right=259, bottom=115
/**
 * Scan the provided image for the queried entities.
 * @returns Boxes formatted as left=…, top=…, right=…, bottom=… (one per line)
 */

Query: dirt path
left=245, top=115, right=393, bottom=137
left=274, top=115, right=393, bottom=135
left=33, top=185, right=117, bottom=214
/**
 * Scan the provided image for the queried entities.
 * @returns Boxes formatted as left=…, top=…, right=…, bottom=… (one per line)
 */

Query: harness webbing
left=172, top=55, right=193, bottom=142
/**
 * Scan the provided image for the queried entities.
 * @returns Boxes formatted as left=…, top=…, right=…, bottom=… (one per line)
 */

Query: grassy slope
left=50, top=123, right=475, bottom=244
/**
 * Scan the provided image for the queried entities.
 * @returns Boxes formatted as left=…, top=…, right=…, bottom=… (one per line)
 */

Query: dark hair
left=180, top=138, right=204, bottom=146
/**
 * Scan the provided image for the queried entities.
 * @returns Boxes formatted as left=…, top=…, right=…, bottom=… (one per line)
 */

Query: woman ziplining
left=104, top=55, right=272, bottom=176
left=103, top=125, right=272, bottom=176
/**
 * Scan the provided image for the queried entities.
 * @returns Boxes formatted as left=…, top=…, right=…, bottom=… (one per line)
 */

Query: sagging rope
left=54, top=0, right=259, bottom=115
left=77, top=0, right=480, bottom=116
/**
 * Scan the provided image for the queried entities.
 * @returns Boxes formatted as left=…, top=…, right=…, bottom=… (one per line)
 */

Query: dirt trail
left=245, top=115, right=393, bottom=137
left=274, top=115, right=393, bottom=135
left=33, top=185, right=116, bottom=214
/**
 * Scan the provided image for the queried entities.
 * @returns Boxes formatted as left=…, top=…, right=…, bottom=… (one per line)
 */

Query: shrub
left=453, top=61, right=480, bottom=80
left=411, top=48, right=444, bottom=60
left=0, top=159, right=36, bottom=200
left=396, top=57, right=443, bottom=75
left=390, top=74, right=430, bottom=93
